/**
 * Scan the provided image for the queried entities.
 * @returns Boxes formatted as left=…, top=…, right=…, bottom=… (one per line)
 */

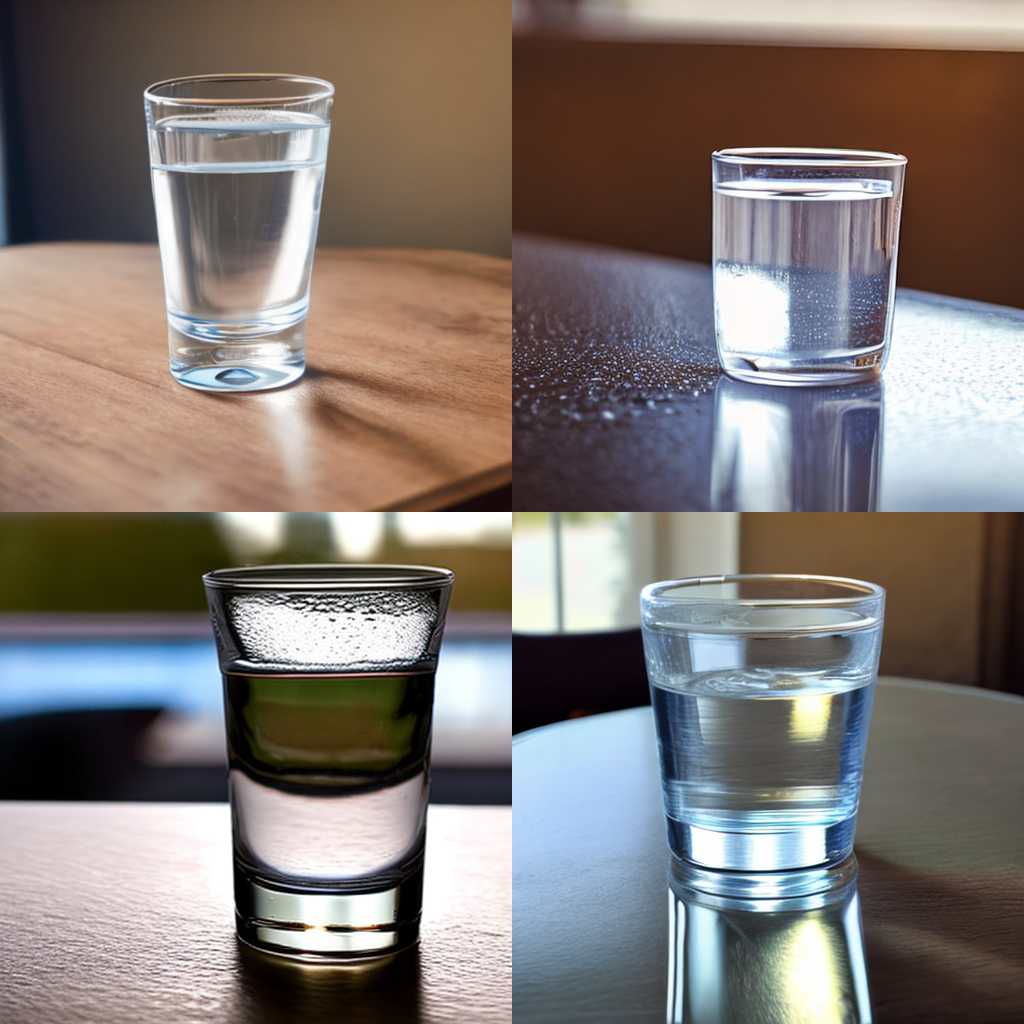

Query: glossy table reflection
left=668, top=864, right=870, bottom=1023
left=512, top=679, right=1024, bottom=1023
left=0, top=803, right=511, bottom=1023
left=513, top=235, right=1024, bottom=510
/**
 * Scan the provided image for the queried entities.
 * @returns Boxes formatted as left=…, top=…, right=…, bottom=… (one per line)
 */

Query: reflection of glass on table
left=711, top=377, right=882, bottom=511
left=667, top=859, right=871, bottom=1024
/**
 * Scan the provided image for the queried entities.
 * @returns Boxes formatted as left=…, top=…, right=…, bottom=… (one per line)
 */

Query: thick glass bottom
left=168, top=317, right=305, bottom=393
left=670, top=850, right=859, bottom=904
left=720, top=347, right=885, bottom=387
left=668, top=816, right=857, bottom=872
left=233, top=861, right=423, bottom=963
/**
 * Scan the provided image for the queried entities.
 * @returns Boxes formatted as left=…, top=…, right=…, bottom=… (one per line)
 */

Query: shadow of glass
left=231, top=937, right=423, bottom=1024
left=710, top=377, right=883, bottom=511
left=667, top=868, right=871, bottom=1023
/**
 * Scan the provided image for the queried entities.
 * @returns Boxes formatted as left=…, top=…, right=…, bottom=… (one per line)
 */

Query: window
left=0, top=513, right=511, bottom=802
left=513, top=513, right=738, bottom=633
left=0, top=512, right=510, bottom=614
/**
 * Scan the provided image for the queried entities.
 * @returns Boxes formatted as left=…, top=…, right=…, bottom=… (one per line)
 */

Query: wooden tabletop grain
left=0, top=802, right=511, bottom=1024
left=513, top=678, right=1024, bottom=1023
left=0, top=244, right=511, bottom=511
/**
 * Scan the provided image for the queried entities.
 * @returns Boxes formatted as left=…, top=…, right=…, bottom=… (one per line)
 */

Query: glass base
left=668, top=817, right=856, bottom=872
left=168, top=317, right=305, bottom=393
left=720, top=348, right=885, bottom=387
left=670, top=850, right=859, bottom=904
left=234, top=861, right=423, bottom=963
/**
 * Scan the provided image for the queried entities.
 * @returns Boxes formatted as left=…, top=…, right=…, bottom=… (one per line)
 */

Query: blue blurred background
left=0, top=513, right=511, bottom=803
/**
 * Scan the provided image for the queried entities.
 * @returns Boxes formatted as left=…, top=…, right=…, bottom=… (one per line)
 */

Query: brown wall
left=9, top=0, right=511, bottom=257
left=739, top=512, right=988, bottom=685
left=515, top=36, right=1024, bottom=307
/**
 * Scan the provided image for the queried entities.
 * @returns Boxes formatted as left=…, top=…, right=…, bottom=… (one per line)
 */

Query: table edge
left=2, top=239, right=512, bottom=270
left=512, top=232, right=1024, bottom=316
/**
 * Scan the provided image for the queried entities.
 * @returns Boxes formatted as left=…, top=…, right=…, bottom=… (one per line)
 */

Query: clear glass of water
left=713, top=148, right=907, bottom=386
left=203, top=564, right=454, bottom=961
left=145, top=74, right=333, bottom=392
left=640, top=574, right=884, bottom=896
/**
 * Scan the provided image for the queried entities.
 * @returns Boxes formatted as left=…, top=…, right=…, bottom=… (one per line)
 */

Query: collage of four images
left=2, top=1, right=1024, bottom=1022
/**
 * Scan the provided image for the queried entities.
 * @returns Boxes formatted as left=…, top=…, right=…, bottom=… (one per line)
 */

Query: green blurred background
left=0, top=513, right=511, bottom=614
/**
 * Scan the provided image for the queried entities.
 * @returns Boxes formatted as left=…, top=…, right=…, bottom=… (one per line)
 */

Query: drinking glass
left=641, top=574, right=884, bottom=895
left=712, top=148, right=907, bottom=386
left=203, top=564, right=454, bottom=961
left=145, top=74, right=333, bottom=392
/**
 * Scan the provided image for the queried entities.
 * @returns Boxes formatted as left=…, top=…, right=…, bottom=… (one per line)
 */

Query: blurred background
left=514, top=0, right=1024, bottom=307
left=0, top=513, right=511, bottom=803
left=513, top=512, right=1024, bottom=731
left=0, top=0, right=510, bottom=257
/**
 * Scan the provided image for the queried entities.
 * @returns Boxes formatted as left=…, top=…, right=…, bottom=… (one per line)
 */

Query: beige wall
left=9, top=0, right=510, bottom=257
left=740, top=513, right=988, bottom=685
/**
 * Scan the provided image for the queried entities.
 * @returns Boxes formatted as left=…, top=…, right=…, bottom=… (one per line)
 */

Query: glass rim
left=713, top=147, right=907, bottom=168
left=144, top=73, right=334, bottom=108
left=203, top=563, right=454, bottom=592
left=641, top=573, right=884, bottom=608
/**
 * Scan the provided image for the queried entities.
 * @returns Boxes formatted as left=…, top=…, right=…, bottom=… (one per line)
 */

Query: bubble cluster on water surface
left=513, top=238, right=720, bottom=430
left=226, top=591, right=441, bottom=672
left=685, top=606, right=753, bottom=629
left=163, top=108, right=324, bottom=127
left=700, top=669, right=781, bottom=694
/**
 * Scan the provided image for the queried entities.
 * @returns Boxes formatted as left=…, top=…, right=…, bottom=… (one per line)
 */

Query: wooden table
left=0, top=802, right=511, bottom=1023
left=513, top=678, right=1024, bottom=1023
left=0, top=244, right=511, bottom=511
left=513, top=235, right=1024, bottom=511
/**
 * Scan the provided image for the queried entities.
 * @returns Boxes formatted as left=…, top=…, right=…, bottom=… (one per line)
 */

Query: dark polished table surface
left=0, top=803, right=511, bottom=1024
left=512, top=679, right=1024, bottom=1023
left=513, top=235, right=1024, bottom=511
